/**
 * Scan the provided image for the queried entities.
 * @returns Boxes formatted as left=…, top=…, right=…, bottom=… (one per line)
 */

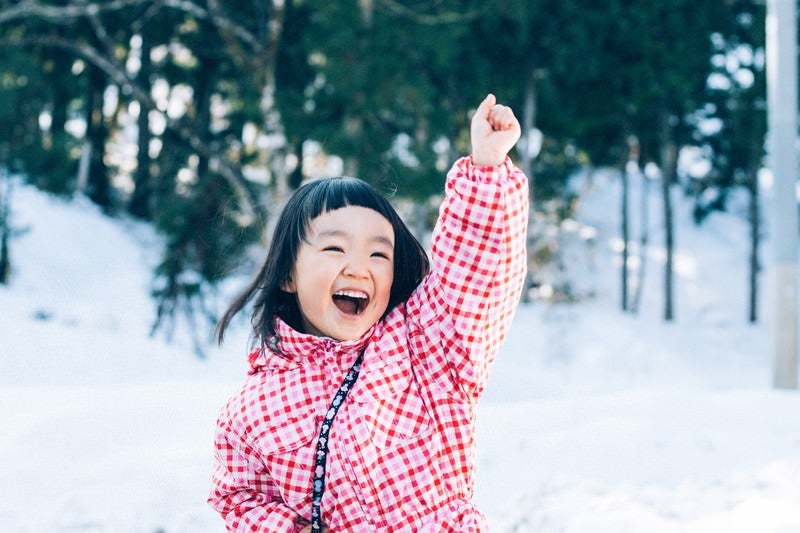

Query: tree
left=292, top=0, right=480, bottom=199
left=0, top=154, right=12, bottom=284
left=0, top=1, right=275, bottom=348
left=553, top=0, right=729, bottom=319
left=695, top=2, right=767, bottom=323
left=145, top=3, right=269, bottom=351
left=465, top=0, right=581, bottom=195
left=0, top=21, right=81, bottom=196
left=128, top=2, right=158, bottom=219
left=1, top=0, right=765, bottom=350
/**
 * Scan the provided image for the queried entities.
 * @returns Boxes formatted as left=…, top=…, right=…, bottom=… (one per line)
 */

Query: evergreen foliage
left=0, top=0, right=773, bottom=347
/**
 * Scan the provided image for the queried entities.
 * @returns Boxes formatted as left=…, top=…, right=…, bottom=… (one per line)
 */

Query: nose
left=342, top=254, right=369, bottom=278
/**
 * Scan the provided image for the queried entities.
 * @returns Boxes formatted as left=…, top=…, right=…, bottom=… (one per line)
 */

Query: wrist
left=470, top=153, right=506, bottom=167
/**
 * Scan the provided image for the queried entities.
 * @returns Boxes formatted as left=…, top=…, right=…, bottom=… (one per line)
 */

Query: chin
left=336, top=322, right=374, bottom=341
left=336, top=329, right=366, bottom=341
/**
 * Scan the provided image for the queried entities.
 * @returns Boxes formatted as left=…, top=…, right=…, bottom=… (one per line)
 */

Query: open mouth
left=332, top=289, right=369, bottom=316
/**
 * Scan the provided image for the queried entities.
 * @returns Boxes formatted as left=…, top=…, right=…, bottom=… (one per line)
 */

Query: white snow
left=1, top=169, right=798, bottom=532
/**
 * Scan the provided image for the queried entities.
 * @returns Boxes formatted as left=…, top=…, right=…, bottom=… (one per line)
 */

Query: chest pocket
left=353, top=354, right=433, bottom=449
left=252, top=407, right=319, bottom=508
left=255, top=411, right=318, bottom=454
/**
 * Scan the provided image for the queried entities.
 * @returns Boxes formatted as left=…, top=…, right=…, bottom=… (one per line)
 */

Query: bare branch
left=0, top=0, right=266, bottom=56
left=0, top=33, right=264, bottom=223
left=193, top=0, right=267, bottom=57
left=374, top=0, right=484, bottom=25
left=0, top=0, right=141, bottom=25
left=79, top=0, right=122, bottom=66
left=0, top=0, right=273, bottom=222
left=204, top=0, right=263, bottom=75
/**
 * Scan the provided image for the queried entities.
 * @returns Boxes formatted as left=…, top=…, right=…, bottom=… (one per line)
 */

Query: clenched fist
left=470, top=93, right=521, bottom=167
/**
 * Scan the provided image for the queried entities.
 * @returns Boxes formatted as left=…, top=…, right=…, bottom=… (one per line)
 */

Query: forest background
left=0, top=0, right=768, bottom=354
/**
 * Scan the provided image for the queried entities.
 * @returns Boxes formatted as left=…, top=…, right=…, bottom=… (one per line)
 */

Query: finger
left=474, top=93, right=497, bottom=121
left=489, top=105, right=516, bottom=130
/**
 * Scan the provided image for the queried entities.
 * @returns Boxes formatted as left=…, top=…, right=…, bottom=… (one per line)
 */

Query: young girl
left=209, top=94, right=529, bottom=532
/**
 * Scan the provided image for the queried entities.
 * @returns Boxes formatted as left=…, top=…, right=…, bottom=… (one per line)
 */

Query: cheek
left=380, top=265, right=395, bottom=294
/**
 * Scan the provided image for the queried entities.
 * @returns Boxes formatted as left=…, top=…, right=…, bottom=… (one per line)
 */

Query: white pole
left=766, top=0, right=798, bottom=389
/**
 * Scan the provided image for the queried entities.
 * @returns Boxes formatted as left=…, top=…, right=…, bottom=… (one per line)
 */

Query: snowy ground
left=1, top=169, right=798, bottom=532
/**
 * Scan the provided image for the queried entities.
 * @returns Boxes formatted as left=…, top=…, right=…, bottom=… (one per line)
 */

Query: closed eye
left=371, top=251, right=391, bottom=260
left=323, top=246, right=344, bottom=253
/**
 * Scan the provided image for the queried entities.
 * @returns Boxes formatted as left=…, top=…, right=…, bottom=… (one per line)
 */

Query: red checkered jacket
left=209, top=156, right=529, bottom=532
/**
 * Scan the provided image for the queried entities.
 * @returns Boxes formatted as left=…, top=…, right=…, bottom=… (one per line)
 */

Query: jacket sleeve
left=208, top=417, right=307, bottom=532
left=409, top=155, right=528, bottom=400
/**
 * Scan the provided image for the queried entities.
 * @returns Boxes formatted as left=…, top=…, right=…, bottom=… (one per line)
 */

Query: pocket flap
left=254, top=410, right=318, bottom=454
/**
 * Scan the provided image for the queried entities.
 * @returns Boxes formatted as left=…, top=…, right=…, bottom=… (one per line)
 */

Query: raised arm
left=409, top=94, right=529, bottom=400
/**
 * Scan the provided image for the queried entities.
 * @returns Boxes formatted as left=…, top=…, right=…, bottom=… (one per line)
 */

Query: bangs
left=306, top=177, right=394, bottom=221
left=297, top=177, right=397, bottom=240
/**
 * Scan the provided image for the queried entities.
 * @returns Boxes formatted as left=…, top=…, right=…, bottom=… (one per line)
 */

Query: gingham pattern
left=209, top=156, right=529, bottom=532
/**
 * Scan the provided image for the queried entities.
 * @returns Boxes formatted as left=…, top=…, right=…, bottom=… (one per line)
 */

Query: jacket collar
left=248, top=317, right=377, bottom=373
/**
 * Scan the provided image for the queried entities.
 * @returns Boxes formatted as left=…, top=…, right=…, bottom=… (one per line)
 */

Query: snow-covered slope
left=1, top=172, right=798, bottom=532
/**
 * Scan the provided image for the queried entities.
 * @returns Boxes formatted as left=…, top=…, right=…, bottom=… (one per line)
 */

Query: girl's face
left=283, top=205, right=395, bottom=341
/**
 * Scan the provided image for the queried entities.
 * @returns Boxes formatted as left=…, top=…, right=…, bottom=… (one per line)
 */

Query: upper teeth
left=334, top=290, right=368, bottom=299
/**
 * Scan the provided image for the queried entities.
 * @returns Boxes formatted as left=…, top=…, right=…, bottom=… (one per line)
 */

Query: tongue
left=333, top=295, right=360, bottom=315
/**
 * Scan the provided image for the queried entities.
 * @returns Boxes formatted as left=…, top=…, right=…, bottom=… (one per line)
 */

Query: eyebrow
left=317, top=229, right=394, bottom=247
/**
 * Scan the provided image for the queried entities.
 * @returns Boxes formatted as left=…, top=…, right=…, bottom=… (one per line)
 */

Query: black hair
left=215, top=176, right=430, bottom=350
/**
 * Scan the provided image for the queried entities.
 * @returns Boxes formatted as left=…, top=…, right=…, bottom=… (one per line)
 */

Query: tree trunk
left=85, top=62, right=111, bottom=210
left=620, top=155, right=630, bottom=312
left=0, top=165, right=10, bottom=285
left=195, top=60, right=214, bottom=180
left=0, top=226, right=9, bottom=284
left=259, top=1, right=287, bottom=237
left=343, top=114, right=364, bottom=178
left=630, top=151, right=650, bottom=315
left=129, top=23, right=153, bottom=220
left=660, top=125, right=677, bottom=322
left=748, top=165, right=760, bottom=323
left=288, top=138, right=304, bottom=190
